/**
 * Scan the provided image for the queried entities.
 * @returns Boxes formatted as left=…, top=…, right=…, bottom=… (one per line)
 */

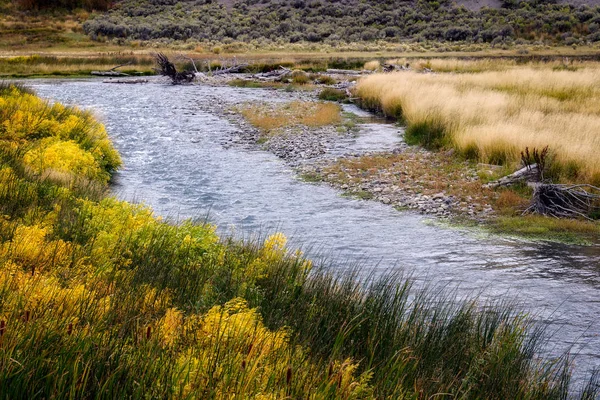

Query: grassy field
left=356, top=62, right=600, bottom=184
left=2, top=83, right=598, bottom=398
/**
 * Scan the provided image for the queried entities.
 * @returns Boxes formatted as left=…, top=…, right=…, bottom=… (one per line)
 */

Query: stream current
left=32, top=80, right=600, bottom=385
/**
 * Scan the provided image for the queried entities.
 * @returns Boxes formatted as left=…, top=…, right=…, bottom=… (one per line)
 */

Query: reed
left=0, top=83, right=596, bottom=398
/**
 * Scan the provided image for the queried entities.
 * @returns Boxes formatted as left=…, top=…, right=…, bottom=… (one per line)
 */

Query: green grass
left=318, top=88, right=348, bottom=102
left=0, top=55, right=155, bottom=78
left=344, top=190, right=374, bottom=200
left=298, top=172, right=323, bottom=183
left=491, top=215, right=600, bottom=245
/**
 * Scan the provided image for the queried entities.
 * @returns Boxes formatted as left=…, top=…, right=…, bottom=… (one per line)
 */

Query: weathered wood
left=91, top=70, right=129, bottom=77
left=253, top=66, right=291, bottom=79
left=103, top=78, right=148, bottom=84
left=212, top=64, right=248, bottom=75
left=524, top=183, right=600, bottom=219
left=483, top=164, right=540, bottom=188
left=91, top=62, right=132, bottom=77
left=325, top=69, right=371, bottom=75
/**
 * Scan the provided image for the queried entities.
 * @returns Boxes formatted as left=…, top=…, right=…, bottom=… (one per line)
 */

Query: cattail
left=23, top=311, right=30, bottom=323
left=67, top=323, right=73, bottom=335
left=0, top=320, right=5, bottom=337
left=31, top=265, right=35, bottom=277
left=241, top=359, right=246, bottom=369
left=247, top=343, right=253, bottom=355
left=328, top=362, right=334, bottom=379
left=146, top=326, right=152, bottom=340
left=286, top=366, right=292, bottom=386
left=337, top=373, right=342, bottom=388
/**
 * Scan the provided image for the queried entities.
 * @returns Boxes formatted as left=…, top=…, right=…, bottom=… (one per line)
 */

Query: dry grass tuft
left=494, top=189, right=530, bottom=212
left=363, top=60, right=381, bottom=71
left=239, top=101, right=341, bottom=133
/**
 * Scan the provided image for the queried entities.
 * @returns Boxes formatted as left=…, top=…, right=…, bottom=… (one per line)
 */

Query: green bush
left=81, top=0, right=600, bottom=45
left=318, top=88, right=348, bottom=102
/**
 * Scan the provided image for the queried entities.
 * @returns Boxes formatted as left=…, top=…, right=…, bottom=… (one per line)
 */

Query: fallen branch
left=91, top=62, right=132, bottom=77
left=103, top=78, right=148, bottom=84
left=325, top=69, right=370, bottom=75
left=176, top=55, right=207, bottom=79
left=253, top=66, right=292, bottom=81
left=212, top=64, right=248, bottom=75
left=483, top=164, right=540, bottom=189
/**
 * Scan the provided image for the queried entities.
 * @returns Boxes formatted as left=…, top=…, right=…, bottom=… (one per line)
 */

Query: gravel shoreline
left=203, top=84, right=495, bottom=221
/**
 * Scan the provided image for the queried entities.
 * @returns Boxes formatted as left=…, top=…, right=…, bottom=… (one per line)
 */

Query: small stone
left=381, top=197, right=391, bottom=204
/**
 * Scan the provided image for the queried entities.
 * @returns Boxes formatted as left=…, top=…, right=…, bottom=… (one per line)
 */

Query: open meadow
left=357, top=60, right=600, bottom=184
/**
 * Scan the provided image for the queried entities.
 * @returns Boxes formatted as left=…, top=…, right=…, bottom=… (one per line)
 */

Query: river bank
left=29, top=79, right=600, bottom=391
left=196, top=75, right=599, bottom=244
left=6, top=80, right=598, bottom=399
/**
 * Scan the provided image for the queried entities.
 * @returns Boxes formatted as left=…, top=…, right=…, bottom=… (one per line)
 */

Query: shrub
left=291, top=69, right=310, bottom=85
left=318, top=88, right=348, bottom=102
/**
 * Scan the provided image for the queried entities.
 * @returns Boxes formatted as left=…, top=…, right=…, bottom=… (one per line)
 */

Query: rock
left=381, top=197, right=391, bottom=204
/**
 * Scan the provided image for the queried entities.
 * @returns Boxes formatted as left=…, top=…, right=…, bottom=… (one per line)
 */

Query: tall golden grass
left=363, top=60, right=381, bottom=71
left=356, top=67, right=600, bottom=182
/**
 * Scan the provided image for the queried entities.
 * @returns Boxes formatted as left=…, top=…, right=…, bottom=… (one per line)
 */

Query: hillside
left=81, top=0, right=600, bottom=46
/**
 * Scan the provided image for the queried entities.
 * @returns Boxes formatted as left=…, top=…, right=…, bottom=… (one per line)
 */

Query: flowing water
left=32, top=80, right=600, bottom=385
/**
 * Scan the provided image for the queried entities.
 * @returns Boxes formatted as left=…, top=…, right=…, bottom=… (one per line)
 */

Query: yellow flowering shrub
left=23, top=139, right=106, bottom=182
left=173, top=298, right=373, bottom=399
left=245, top=233, right=312, bottom=284
left=0, top=86, right=121, bottom=180
left=0, top=86, right=375, bottom=399
left=0, top=224, right=73, bottom=272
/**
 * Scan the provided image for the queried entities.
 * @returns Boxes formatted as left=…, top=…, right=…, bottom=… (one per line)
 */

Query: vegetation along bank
left=2, top=82, right=600, bottom=398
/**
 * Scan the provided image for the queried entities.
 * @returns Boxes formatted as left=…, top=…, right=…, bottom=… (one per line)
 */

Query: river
left=32, top=79, right=600, bottom=385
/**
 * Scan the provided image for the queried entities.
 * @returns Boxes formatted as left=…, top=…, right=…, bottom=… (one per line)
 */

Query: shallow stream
left=32, top=80, right=600, bottom=385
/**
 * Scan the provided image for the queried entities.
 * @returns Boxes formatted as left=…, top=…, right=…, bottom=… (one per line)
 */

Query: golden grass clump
left=363, top=60, right=381, bottom=71
left=239, top=101, right=341, bottom=133
left=356, top=66, right=600, bottom=181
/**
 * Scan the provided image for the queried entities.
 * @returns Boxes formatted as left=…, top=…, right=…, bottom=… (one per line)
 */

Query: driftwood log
left=91, top=62, right=132, bottom=77
left=524, top=184, right=600, bottom=219
left=325, top=69, right=372, bottom=75
left=253, top=66, right=292, bottom=81
left=212, top=64, right=248, bottom=75
left=483, top=164, right=540, bottom=189
left=104, top=78, right=148, bottom=84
